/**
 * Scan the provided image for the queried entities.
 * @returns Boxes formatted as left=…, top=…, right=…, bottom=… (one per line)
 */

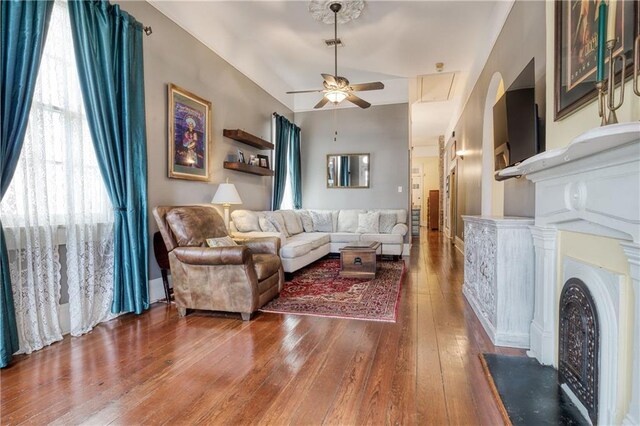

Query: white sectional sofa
left=230, top=209, right=408, bottom=273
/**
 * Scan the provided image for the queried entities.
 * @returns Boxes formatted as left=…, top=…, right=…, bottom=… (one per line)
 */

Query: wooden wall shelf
left=223, top=129, right=274, bottom=150
left=223, top=161, right=274, bottom=176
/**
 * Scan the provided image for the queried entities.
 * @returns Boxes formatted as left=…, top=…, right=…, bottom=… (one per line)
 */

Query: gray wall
left=295, top=104, right=410, bottom=214
left=451, top=0, right=546, bottom=239
left=118, top=2, right=293, bottom=280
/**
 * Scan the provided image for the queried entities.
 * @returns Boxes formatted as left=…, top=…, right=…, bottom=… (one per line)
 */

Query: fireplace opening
left=559, top=278, right=599, bottom=424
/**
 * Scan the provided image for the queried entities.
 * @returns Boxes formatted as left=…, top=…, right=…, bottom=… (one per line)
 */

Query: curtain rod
left=144, top=26, right=152, bottom=36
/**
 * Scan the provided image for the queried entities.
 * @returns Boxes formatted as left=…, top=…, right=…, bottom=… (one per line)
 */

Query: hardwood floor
left=1, top=230, right=525, bottom=425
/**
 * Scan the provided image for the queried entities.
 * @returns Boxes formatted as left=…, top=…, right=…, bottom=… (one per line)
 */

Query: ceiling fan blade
left=349, top=82, right=385, bottom=92
left=314, top=96, right=330, bottom=109
left=346, top=93, right=371, bottom=109
left=286, top=89, right=324, bottom=94
left=321, top=73, right=338, bottom=85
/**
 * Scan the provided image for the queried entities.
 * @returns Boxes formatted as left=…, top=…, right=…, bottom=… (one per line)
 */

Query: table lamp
left=212, top=179, right=242, bottom=229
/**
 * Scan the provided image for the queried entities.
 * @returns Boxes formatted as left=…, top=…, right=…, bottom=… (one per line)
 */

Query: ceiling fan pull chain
left=334, top=108, right=338, bottom=142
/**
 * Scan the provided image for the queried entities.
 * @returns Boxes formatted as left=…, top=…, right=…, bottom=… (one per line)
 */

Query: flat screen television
left=493, top=58, right=541, bottom=173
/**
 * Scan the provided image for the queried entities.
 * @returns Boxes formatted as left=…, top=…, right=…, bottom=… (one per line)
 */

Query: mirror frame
left=326, top=153, right=370, bottom=189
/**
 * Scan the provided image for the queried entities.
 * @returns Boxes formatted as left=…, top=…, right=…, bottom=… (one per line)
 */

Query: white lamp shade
left=212, top=183, right=242, bottom=205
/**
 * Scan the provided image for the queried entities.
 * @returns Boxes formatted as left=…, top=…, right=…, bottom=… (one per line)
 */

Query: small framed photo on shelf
left=249, top=155, right=259, bottom=166
left=237, top=149, right=245, bottom=164
left=257, top=154, right=270, bottom=169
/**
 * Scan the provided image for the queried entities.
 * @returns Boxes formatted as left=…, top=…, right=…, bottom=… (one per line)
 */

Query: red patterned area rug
left=260, top=258, right=405, bottom=322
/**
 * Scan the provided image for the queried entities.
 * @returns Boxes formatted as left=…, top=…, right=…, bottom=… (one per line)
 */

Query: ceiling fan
left=286, top=2, right=384, bottom=109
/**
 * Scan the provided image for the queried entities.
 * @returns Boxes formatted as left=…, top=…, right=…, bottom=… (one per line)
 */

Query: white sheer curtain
left=0, top=1, right=114, bottom=352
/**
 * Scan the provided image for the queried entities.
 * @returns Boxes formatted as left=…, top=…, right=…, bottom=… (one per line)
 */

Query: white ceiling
left=147, top=0, right=514, bottom=147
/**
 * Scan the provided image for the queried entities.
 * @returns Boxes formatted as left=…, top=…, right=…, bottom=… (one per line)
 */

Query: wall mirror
left=327, top=153, right=370, bottom=188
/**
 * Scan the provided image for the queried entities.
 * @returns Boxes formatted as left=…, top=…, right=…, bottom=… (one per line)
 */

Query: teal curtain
left=0, top=0, right=54, bottom=368
left=68, top=0, right=149, bottom=314
left=339, top=156, right=350, bottom=186
left=288, top=124, right=302, bottom=209
left=272, top=114, right=290, bottom=210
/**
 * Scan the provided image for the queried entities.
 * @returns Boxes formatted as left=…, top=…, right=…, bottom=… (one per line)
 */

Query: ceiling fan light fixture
left=325, top=89, right=348, bottom=103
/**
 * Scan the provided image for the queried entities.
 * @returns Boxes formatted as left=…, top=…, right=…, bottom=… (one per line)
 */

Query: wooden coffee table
left=339, top=241, right=382, bottom=278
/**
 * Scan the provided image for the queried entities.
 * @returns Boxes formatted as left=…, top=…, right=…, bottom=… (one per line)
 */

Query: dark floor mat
left=480, top=353, right=589, bottom=426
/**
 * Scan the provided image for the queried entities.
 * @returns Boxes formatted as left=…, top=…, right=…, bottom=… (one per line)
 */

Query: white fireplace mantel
left=501, top=122, right=640, bottom=243
left=503, top=122, right=640, bottom=425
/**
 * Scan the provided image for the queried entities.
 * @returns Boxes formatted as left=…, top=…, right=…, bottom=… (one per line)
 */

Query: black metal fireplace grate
left=559, top=278, right=599, bottom=425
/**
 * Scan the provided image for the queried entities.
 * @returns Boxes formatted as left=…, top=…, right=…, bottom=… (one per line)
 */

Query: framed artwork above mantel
left=553, top=0, right=638, bottom=121
left=167, top=84, right=212, bottom=181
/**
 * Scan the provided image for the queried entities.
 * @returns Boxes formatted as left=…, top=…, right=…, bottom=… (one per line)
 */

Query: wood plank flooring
left=1, top=230, right=525, bottom=425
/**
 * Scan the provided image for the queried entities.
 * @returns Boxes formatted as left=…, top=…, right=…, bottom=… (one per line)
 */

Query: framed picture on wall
left=449, top=140, right=457, bottom=161
left=167, top=83, right=212, bottom=181
left=554, top=0, right=638, bottom=121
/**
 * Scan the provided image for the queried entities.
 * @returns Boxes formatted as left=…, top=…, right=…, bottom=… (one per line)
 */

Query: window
left=280, top=171, right=294, bottom=210
left=1, top=0, right=111, bottom=229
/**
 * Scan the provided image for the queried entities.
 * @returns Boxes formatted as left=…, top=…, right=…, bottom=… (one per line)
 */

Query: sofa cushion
left=259, top=215, right=278, bottom=233
left=280, top=239, right=316, bottom=259
left=379, top=212, right=397, bottom=234
left=280, top=210, right=304, bottom=235
left=206, top=236, right=237, bottom=247
left=166, top=206, right=227, bottom=247
left=252, top=253, right=281, bottom=281
left=309, top=210, right=333, bottom=232
left=296, top=210, right=315, bottom=232
left=337, top=209, right=364, bottom=233
left=287, top=232, right=330, bottom=250
left=356, top=212, right=380, bottom=234
left=330, top=232, right=361, bottom=243
left=360, top=233, right=403, bottom=245
left=230, top=210, right=261, bottom=232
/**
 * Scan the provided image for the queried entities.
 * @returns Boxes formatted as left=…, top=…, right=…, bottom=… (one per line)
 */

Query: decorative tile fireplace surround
left=498, top=122, right=640, bottom=425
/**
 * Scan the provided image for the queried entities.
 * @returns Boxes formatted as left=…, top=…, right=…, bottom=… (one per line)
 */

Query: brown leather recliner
left=153, top=205, right=284, bottom=320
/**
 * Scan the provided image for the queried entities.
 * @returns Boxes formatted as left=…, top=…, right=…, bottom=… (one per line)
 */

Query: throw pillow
left=259, top=215, right=278, bottom=233
left=230, top=210, right=260, bottom=232
left=309, top=210, right=333, bottom=232
left=337, top=210, right=363, bottom=233
left=280, top=210, right=304, bottom=235
left=265, top=212, right=290, bottom=237
left=356, top=211, right=380, bottom=234
left=297, top=210, right=315, bottom=232
left=379, top=212, right=397, bottom=234
left=206, top=236, right=238, bottom=247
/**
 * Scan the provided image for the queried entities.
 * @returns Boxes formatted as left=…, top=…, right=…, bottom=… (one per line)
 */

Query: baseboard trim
left=454, top=236, right=464, bottom=254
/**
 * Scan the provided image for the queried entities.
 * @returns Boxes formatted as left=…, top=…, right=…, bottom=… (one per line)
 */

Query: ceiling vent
left=324, top=38, right=343, bottom=47
left=417, top=72, right=456, bottom=103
